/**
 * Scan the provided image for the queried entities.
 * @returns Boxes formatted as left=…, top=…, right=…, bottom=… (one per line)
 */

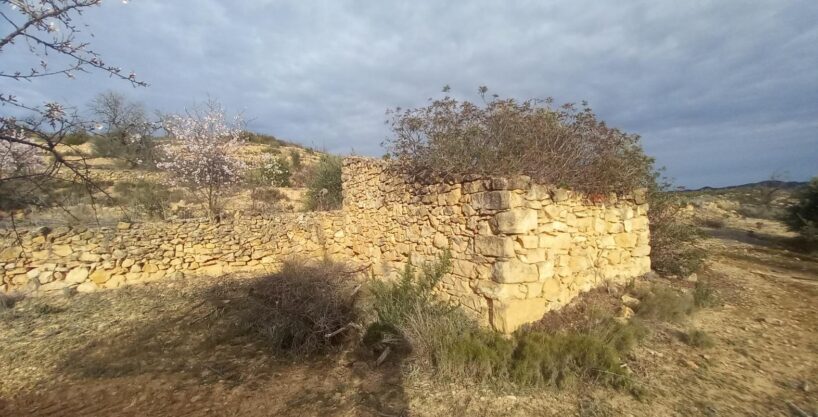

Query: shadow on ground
left=1, top=275, right=411, bottom=417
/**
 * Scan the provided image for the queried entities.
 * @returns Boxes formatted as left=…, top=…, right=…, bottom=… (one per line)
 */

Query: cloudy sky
left=3, top=1, right=817, bottom=188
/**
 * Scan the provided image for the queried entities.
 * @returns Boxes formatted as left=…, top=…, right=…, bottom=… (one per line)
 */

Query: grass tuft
left=635, top=285, right=694, bottom=322
left=680, top=329, right=715, bottom=348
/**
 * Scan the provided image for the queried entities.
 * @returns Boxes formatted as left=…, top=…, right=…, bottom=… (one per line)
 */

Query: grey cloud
left=2, top=0, right=816, bottom=188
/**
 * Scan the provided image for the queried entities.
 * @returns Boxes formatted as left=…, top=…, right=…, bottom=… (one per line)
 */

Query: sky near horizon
left=2, top=1, right=817, bottom=189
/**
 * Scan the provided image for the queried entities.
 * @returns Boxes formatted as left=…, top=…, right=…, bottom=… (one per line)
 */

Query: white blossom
left=158, top=105, right=245, bottom=218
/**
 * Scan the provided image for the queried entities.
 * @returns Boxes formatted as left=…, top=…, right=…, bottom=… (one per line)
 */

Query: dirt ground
left=1, top=216, right=816, bottom=416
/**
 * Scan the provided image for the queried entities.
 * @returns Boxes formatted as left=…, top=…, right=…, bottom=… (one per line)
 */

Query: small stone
left=686, top=273, right=698, bottom=283
left=621, top=294, right=640, bottom=308
left=116, top=222, right=132, bottom=230
left=615, top=305, right=634, bottom=323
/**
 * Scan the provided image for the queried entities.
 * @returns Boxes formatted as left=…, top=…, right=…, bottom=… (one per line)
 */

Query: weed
left=693, top=280, right=718, bottom=308
left=113, top=180, right=183, bottom=220
left=578, top=396, right=615, bottom=417
left=33, top=303, right=66, bottom=315
left=680, top=329, right=715, bottom=348
left=635, top=285, right=694, bottom=322
left=699, top=217, right=725, bottom=229
left=304, top=155, right=343, bottom=211
left=0, top=292, right=23, bottom=310
left=63, top=130, right=90, bottom=146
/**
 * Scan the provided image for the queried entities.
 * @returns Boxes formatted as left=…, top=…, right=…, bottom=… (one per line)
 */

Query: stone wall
left=341, top=158, right=651, bottom=332
left=0, top=213, right=349, bottom=293
left=0, top=157, right=650, bottom=333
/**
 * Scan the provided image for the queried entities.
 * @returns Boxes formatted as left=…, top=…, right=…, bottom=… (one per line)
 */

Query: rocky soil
left=1, top=214, right=816, bottom=416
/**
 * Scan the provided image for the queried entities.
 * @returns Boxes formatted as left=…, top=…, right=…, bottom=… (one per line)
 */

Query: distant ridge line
left=682, top=180, right=807, bottom=193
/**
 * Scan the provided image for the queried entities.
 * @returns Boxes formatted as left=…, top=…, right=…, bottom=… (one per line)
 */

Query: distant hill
left=684, top=180, right=808, bottom=193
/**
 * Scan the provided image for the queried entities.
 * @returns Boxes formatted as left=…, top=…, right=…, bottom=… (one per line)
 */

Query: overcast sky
left=3, top=1, right=817, bottom=188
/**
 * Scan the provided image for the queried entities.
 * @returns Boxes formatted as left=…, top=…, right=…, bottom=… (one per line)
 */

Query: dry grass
left=680, top=329, right=715, bottom=348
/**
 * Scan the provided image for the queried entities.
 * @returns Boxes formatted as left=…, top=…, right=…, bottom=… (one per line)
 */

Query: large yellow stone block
left=492, top=298, right=548, bottom=333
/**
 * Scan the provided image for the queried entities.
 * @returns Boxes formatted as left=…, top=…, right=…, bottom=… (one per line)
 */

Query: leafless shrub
left=648, top=185, right=705, bottom=276
left=384, top=87, right=654, bottom=195
left=213, top=259, right=360, bottom=356
left=249, top=186, right=286, bottom=214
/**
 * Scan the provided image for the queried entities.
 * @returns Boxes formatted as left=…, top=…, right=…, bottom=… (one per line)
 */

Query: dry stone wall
left=0, top=213, right=349, bottom=294
left=341, top=158, right=651, bottom=332
left=1, top=157, right=650, bottom=333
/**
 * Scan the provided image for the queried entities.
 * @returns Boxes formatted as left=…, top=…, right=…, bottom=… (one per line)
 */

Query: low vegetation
left=647, top=185, right=705, bottom=276
left=304, top=155, right=343, bottom=211
left=364, top=255, right=661, bottom=390
left=680, top=329, right=715, bottom=348
left=249, top=186, right=286, bottom=213
left=384, top=87, right=705, bottom=277
left=113, top=180, right=183, bottom=220
left=785, top=177, right=818, bottom=249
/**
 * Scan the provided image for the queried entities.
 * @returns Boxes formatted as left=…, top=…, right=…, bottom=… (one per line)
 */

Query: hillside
left=0, top=134, right=328, bottom=228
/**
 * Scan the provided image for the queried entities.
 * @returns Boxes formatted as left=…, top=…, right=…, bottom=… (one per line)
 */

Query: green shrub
left=693, top=280, right=718, bottom=308
left=113, top=180, right=182, bottom=219
left=785, top=177, right=818, bottom=247
left=635, top=285, right=694, bottom=322
left=91, top=135, right=159, bottom=168
left=304, top=155, right=343, bottom=211
left=367, top=254, right=645, bottom=389
left=511, top=331, right=628, bottom=388
left=63, top=129, right=90, bottom=146
left=290, top=149, right=302, bottom=170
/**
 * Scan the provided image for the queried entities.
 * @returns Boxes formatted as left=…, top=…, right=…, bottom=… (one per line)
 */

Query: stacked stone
left=341, top=157, right=651, bottom=333
left=2, top=157, right=650, bottom=334
left=1, top=212, right=348, bottom=294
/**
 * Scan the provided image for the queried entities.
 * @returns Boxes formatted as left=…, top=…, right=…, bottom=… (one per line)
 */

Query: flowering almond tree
left=159, top=103, right=246, bottom=221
